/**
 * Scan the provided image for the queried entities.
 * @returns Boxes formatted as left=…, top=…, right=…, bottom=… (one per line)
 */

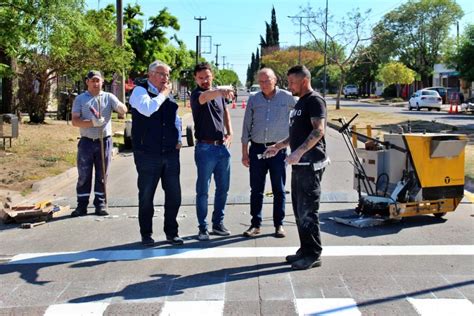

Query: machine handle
left=338, top=113, right=359, bottom=133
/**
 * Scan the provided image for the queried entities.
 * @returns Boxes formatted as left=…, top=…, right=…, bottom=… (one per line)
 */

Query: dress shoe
left=141, top=236, right=155, bottom=247
left=285, top=253, right=303, bottom=264
left=291, top=256, right=322, bottom=270
left=243, top=226, right=261, bottom=237
left=274, top=225, right=286, bottom=238
left=166, top=235, right=184, bottom=245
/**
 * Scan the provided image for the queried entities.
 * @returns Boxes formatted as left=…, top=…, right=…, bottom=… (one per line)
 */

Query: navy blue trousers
left=249, top=143, right=287, bottom=228
left=76, top=137, right=112, bottom=210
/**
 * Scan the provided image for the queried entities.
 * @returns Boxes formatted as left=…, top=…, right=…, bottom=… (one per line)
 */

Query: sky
left=86, top=0, right=473, bottom=85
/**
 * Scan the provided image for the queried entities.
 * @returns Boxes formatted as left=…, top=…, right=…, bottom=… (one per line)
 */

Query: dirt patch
left=0, top=118, right=126, bottom=194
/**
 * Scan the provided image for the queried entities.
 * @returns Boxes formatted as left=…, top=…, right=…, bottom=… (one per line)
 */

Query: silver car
left=408, top=89, right=442, bottom=111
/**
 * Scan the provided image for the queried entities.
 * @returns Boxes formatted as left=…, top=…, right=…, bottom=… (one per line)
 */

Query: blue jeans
left=76, top=137, right=112, bottom=210
left=291, top=166, right=325, bottom=258
left=249, top=143, right=286, bottom=227
left=133, top=150, right=181, bottom=238
left=194, top=143, right=231, bottom=231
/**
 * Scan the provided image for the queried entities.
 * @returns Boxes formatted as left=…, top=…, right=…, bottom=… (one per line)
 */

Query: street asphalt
left=0, top=97, right=473, bottom=315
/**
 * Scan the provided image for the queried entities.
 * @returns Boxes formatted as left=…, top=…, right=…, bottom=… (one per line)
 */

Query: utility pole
left=323, top=0, right=328, bottom=98
left=222, top=56, right=226, bottom=69
left=116, top=0, right=125, bottom=118
left=288, top=15, right=311, bottom=64
left=194, top=16, right=207, bottom=64
left=214, top=43, right=221, bottom=68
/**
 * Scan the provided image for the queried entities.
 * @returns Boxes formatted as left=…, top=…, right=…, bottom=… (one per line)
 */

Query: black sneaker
left=198, top=229, right=210, bottom=241
left=141, top=236, right=155, bottom=247
left=71, top=208, right=87, bottom=217
left=166, top=235, right=184, bottom=245
left=212, top=224, right=231, bottom=236
left=95, top=207, right=109, bottom=216
left=291, top=256, right=322, bottom=270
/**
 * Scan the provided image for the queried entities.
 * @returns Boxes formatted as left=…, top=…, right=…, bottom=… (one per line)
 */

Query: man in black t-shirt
left=263, top=65, right=327, bottom=270
left=190, top=62, right=234, bottom=241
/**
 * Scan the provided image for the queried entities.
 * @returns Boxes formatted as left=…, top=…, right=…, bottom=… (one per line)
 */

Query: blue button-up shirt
left=241, top=87, right=296, bottom=144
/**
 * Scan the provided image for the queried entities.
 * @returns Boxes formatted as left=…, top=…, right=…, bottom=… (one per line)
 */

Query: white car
left=408, top=89, right=442, bottom=111
left=248, top=84, right=261, bottom=95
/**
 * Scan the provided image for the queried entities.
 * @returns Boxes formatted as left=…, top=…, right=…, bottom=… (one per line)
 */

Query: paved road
left=0, top=102, right=473, bottom=315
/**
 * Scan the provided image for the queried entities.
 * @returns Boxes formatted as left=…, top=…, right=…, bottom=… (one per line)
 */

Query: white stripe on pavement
left=159, top=301, right=224, bottom=316
left=408, top=298, right=474, bottom=316
left=295, top=298, right=361, bottom=315
left=7, top=245, right=474, bottom=265
left=44, top=302, right=110, bottom=316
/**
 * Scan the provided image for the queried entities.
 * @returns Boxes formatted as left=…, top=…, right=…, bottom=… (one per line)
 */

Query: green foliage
left=444, top=24, right=474, bottom=82
left=214, top=69, right=241, bottom=87
left=123, top=4, right=192, bottom=78
left=377, top=62, right=415, bottom=86
left=372, top=0, right=463, bottom=86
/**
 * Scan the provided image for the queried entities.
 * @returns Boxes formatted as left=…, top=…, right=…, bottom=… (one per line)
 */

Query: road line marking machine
left=332, top=114, right=468, bottom=227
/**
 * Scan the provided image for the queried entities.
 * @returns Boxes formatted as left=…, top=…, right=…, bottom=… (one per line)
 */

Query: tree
left=262, top=49, right=323, bottom=87
left=372, top=0, right=463, bottom=87
left=214, top=69, right=241, bottom=87
left=377, top=62, right=416, bottom=98
left=444, top=24, right=474, bottom=83
left=299, top=5, right=373, bottom=109
left=345, top=45, right=381, bottom=97
left=124, top=4, right=193, bottom=78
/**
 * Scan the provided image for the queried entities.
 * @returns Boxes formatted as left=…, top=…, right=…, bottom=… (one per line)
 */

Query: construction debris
left=0, top=200, right=70, bottom=225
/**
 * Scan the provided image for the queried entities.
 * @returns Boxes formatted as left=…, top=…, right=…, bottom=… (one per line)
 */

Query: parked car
left=425, top=86, right=457, bottom=104
left=343, top=84, right=359, bottom=98
left=248, top=84, right=261, bottom=95
left=408, top=89, right=442, bottom=111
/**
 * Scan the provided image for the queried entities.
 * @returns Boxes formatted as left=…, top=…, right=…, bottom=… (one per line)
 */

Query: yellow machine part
left=404, top=134, right=466, bottom=188
left=389, top=197, right=462, bottom=219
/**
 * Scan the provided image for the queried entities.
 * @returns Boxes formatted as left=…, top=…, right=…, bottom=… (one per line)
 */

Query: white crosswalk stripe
left=160, top=301, right=224, bottom=316
left=44, top=302, right=110, bottom=316
left=7, top=245, right=474, bottom=265
left=408, top=298, right=474, bottom=316
left=295, top=298, right=361, bottom=315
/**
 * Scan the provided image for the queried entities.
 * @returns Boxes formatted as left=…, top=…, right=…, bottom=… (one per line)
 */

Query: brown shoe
left=243, top=226, right=261, bottom=237
left=275, top=225, right=286, bottom=238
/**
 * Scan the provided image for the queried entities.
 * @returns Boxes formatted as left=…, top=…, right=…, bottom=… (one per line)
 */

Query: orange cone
left=241, top=99, right=246, bottom=109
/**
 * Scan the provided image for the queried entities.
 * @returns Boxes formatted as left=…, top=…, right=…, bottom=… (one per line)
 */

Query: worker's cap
left=86, top=70, right=103, bottom=80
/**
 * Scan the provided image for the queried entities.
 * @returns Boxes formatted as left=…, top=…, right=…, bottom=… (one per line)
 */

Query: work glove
left=92, top=116, right=105, bottom=127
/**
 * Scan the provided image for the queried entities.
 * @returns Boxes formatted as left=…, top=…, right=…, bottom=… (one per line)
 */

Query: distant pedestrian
left=263, top=65, right=328, bottom=270
left=71, top=70, right=127, bottom=217
left=129, top=60, right=184, bottom=247
left=191, top=62, right=234, bottom=241
left=241, top=68, right=295, bottom=238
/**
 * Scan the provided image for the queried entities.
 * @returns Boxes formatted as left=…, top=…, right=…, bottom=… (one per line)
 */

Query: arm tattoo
left=298, top=118, right=325, bottom=152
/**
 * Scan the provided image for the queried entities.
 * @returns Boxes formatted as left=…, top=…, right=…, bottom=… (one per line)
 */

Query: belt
left=198, top=139, right=224, bottom=145
left=81, top=136, right=111, bottom=142
left=251, top=141, right=276, bottom=147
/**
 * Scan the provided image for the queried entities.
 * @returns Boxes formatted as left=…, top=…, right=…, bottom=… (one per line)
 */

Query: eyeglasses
left=151, top=71, right=170, bottom=78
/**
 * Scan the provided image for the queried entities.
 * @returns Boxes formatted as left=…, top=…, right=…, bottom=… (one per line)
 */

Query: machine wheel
left=186, top=125, right=194, bottom=147
left=123, top=128, right=132, bottom=150
left=433, top=212, right=446, bottom=218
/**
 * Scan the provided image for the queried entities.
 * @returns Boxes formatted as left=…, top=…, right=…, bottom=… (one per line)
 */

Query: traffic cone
left=241, top=99, right=246, bottom=109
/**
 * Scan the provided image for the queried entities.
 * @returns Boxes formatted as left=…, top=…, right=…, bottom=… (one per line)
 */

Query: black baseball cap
left=86, top=70, right=103, bottom=80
